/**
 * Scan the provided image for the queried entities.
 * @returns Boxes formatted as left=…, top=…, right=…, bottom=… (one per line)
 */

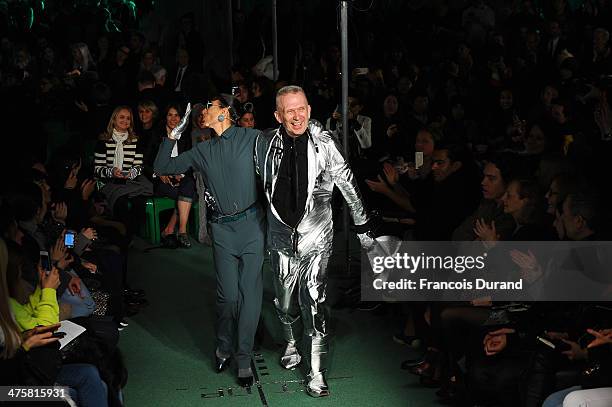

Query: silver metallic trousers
left=270, top=249, right=330, bottom=375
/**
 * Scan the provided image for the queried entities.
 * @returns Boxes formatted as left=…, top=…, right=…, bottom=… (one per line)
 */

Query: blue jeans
left=55, top=363, right=108, bottom=407
left=543, top=386, right=581, bottom=407
left=60, top=275, right=96, bottom=318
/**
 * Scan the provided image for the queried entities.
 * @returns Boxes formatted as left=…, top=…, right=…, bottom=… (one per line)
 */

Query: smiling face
left=166, top=107, right=181, bottom=130
left=525, top=124, right=547, bottom=154
left=499, top=90, right=513, bottom=110
left=113, top=109, right=132, bottom=132
left=275, top=91, right=311, bottom=137
left=138, top=107, right=154, bottom=125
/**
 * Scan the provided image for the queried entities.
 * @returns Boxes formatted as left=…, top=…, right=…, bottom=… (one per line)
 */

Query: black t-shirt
left=272, top=129, right=309, bottom=228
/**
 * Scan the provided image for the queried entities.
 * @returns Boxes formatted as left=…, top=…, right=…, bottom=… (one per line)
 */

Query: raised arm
left=154, top=138, right=199, bottom=175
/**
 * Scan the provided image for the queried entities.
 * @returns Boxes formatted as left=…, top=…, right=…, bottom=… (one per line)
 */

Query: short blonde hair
left=275, top=85, right=307, bottom=110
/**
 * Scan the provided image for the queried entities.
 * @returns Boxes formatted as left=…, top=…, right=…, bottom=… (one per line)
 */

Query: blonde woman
left=94, top=106, right=153, bottom=236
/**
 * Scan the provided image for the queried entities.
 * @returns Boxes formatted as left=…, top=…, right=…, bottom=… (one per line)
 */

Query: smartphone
left=64, top=230, right=76, bottom=249
left=40, top=250, right=51, bottom=274
left=415, top=152, right=424, bottom=169
left=120, top=170, right=130, bottom=177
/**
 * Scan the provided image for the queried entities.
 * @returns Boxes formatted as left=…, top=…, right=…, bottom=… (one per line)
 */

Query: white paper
left=57, top=320, right=86, bottom=350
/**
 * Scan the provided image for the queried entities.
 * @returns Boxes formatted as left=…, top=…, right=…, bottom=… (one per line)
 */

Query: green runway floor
left=120, top=236, right=438, bottom=407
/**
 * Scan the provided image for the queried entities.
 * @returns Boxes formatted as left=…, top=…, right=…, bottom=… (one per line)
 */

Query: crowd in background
left=1, top=0, right=612, bottom=405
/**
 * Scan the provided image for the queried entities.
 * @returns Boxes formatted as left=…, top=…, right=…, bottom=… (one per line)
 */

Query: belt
left=210, top=203, right=258, bottom=224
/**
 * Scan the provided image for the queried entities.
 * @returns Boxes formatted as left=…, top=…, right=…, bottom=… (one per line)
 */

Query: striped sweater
left=94, top=139, right=145, bottom=178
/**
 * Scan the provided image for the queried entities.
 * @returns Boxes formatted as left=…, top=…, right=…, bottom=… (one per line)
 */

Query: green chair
left=144, top=197, right=176, bottom=244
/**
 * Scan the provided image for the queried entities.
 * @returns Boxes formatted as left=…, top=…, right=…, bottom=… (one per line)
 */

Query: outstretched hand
left=170, top=103, right=192, bottom=140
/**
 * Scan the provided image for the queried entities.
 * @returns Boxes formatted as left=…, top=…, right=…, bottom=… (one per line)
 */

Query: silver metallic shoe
left=278, top=314, right=302, bottom=369
left=306, top=371, right=329, bottom=397
left=280, top=341, right=302, bottom=369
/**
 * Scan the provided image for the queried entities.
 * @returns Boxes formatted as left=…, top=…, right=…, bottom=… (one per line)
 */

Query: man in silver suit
left=255, top=85, right=373, bottom=397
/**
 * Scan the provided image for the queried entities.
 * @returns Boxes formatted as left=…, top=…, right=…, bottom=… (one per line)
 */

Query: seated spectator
left=0, top=239, right=115, bottom=406
left=454, top=154, right=516, bottom=241
left=238, top=103, right=256, bottom=129
left=7, top=247, right=60, bottom=330
left=474, top=178, right=554, bottom=243
left=94, top=106, right=153, bottom=238
left=149, top=104, right=196, bottom=248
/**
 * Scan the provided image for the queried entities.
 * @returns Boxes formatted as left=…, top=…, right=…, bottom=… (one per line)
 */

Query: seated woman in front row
left=149, top=104, right=196, bottom=248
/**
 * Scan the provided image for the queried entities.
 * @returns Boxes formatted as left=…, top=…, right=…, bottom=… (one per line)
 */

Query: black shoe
left=161, top=233, right=179, bottom=249
left=238, top=375, right=253, bottom=387
left=215, top=355, right=231, bottom=373
left=177, top=233, right=191, bottom=248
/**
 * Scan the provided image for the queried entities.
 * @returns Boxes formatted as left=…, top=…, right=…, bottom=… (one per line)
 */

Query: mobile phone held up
left=120, top=170, right=130, bottom=177
left=415, top=152, right=424, bottom=169
left=64, top=230, right=76, bottom=249
left=40, top=251, right=51, bottom=274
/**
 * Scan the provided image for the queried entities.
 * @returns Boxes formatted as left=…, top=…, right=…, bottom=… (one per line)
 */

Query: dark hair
left=484, top=153, right=516, bottom=186
left=511, top=178, right=546, bottom=225
left=564, top=191, right=602, bottom=231
left=209, top=95, right=239, bottom=122
left=437, top=143, right=471, bottom=165
left=550, top=172, right=583, bottom=208
left=7, top=183, right=43, bottom=222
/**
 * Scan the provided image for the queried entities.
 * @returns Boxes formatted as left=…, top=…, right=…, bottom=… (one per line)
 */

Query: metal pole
left=236, top=0, right=241, bottom=10
left=272, top=0, right=279, bottom=81
left=340, top=0, right=350, bottom=274
left=228, top=0, right=234, bottom=68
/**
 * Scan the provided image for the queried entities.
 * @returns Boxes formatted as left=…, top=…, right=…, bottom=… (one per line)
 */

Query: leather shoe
left=237, top=375, right=253, bottom=387
left=215, top=355, right=231, bottom=373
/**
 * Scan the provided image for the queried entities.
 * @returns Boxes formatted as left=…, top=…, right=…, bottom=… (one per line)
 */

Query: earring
left=217, top=114, right=225, bottom=122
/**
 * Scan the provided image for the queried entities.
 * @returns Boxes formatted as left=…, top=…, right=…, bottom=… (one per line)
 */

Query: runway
left=120, top=235, right=437, bottom=406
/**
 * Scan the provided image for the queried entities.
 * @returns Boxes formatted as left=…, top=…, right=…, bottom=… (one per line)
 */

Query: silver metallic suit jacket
left=255, top=120, right=369, bottom=256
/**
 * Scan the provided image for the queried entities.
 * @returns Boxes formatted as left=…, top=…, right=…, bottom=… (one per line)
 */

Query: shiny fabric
left=255, top=120, right=368, bottom=255
left=256, top=120, right=368, bottom=389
